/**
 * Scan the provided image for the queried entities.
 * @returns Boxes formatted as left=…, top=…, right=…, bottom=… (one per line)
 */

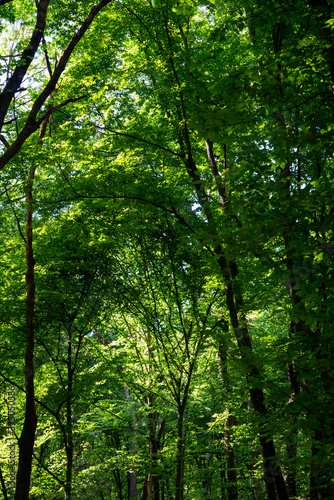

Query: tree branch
left=32, top=451, right=65, bottom=486
left=0, top=0, right=51, bottom=132
left=99, top=125, right=183, bottom=158
left=0, top=134, right=9, bottom=149
left=0, top=0, right=112, bottom=171
left=0, top=96, right=86, bottom=170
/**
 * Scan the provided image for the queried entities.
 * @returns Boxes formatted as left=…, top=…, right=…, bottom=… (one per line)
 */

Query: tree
left=1, top=0, right=334, bottom=498
left=1, top=2, right=114, bottom=497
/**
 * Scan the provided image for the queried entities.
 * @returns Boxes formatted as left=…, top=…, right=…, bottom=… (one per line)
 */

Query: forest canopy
left=0, top=0, right=334, bottom=499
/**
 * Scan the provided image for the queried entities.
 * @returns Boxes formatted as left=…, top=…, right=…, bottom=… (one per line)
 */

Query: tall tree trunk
left=124, top=385, right=137, bottom=500
left=0, top=0, right=50, bottom=132
left=128, top=470, right=137, bottom=500
left=0, top=467, right=8, bottom=500
left=219, top=452, right=226, bottom=500
left=224, top=410, right=238, bottom=500
left=202, top=450, right=212, bottom=497
left=214, top=210, right=287, bottom=500
left=140, top=359, right=165, bottom=500
left=65, top=326, right=73, bottom=500
left=283, top=187, right=334, bottom=500
left=112, top=469, right=124, bottom=500
left=204, top=146, right=288, bottom=500
left=284, top=360, right=299, bottom=499
left=309, top=426, right=334, bottom=500
left=146, top=402, right=165, bottom=500
left=218, top=338, right=238, bottom=500
left=15, top=167, right=38, bottom=500
left=174, top=365, right=194, bottom=500
left=175, top=405, right=185, bottom=500
left=248, top=399, right=265, bottom=500
left=172, top=45, right=288, bottom=494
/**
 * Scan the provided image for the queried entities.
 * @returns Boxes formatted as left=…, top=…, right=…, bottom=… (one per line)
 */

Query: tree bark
left=0, top=467, right=8, bottom=500
left=124, top=386, right=137, bottom=500
left=175, top=405, right=185, bottom=500
left=218, top=339, right=238, bottom=500
left=282, top=171, right=334, bottom=500
left=144, top=398, right=165, bottom=500
left=128, top=469, right=137, bottom=500
left=309, top=427, right=334, bottom=500
left=0, top=0, right=51, bottom=132
left=112, top=469, right=124, bottom=500
left=247, top=400, right=265, bottom=500
left=202, top=143, right=288, bottom=500
left=65, top=326, right=73, bottom=500
left=14, top=167, right=37, bottom=500
left=284, top=361, right=299, bottom=499
left=181, top=146, right=288, bottom=498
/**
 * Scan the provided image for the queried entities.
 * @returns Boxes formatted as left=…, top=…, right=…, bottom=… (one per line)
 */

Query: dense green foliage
left=1, top=0, right=334, bottom=499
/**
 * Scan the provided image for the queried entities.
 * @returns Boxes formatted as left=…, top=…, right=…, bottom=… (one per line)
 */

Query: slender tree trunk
left=219, top=452, right=226, bottom=500
left=112, top=469, right=124, bottom=500
left=174, top=365, right=194, bottom=500
left=14, top=101, right=52, bottom=500
left=140, top=403, right=154, bottom=500
left=140, top=389, right=164, bottom=500
left=140, top=475, right=149, bottom=500
left=248, top=399, right=264, bottom=500
left=15, top=168, right=38, bottom=500
left=175, top=405, right=185, bottom=500
left=146, top=403, right=165, bottom=500
left=205, top=140, right=288, bottom=500
left=181, top=143, right=288, bottom=500
left=0, top=0, right=50, bottom=132
left=224, top=410, right=238, bottom=500
left=172, top=47, right=289, bottom=492
left=0, top=467, right=8, bottom=500
left=309, top=426, right=334, bottom=500
left=65, top=326, right=73, bottom=500
left=154, top=417, right=166, bottom=500
left=124, top=385, right=137, bottom=500
left=202, top=450, right=212, bottom=497
left=218, top=339, right=238, bottom=500
left=128, top=469, right=137, bottom=500
left=216, top=253, right=287, bottom=500
left=284, top=361, right=299, bottom=499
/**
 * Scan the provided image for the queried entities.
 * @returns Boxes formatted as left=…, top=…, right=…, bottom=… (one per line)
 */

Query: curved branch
left=99, top=125, right=183, bottom=158
left=32, top=451, right=65, bottom=486
left=0, top=0, right=112, bottom=171
left=0, top=0, right=51, bottom=132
